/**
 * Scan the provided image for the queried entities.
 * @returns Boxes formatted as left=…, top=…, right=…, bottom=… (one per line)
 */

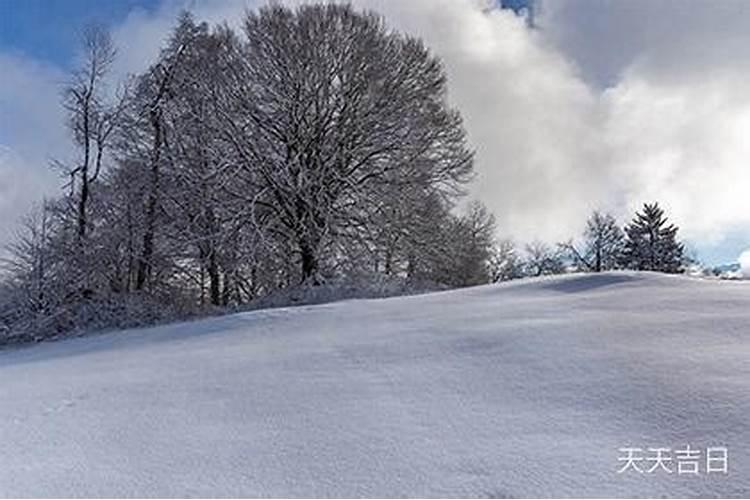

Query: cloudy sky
left=1, top=0, right=749, bottom=265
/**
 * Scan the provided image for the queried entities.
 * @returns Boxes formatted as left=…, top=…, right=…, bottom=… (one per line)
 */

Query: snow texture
left=1, top=272, right=749, bottom=497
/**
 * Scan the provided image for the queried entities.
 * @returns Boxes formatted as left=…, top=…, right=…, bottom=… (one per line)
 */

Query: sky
left=0, top=0, right=748, bottom=266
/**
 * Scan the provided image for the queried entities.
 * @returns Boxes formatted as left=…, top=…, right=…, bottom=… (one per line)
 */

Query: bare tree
left=490, top=239, right=525, bottom=282
left=215, top=4, right=473, bottom=283
left=116, top=17, right=191, bottom=292
left=442, top=201, right=497, bottom=287
left=1, top=203, right=53, bottom=315
left=2, top=5, right=486, bottom=341
left=524, top=241, right=565, bottom=277
left=560, top=211, right=624, bottom=272
left=63, top=25, right=125, bottom=241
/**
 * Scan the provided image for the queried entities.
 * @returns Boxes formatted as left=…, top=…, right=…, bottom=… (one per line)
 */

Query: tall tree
left=216, top=3, right=473, bottom=283
left=119, top=15, right=195, bottom=292
left=63, top=25, right=124, bottom=241
left=622, top=202, right=684, bottom=273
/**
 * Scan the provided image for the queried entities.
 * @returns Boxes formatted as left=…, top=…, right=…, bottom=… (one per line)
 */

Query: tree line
left=490, top=202, right=685, bottom=280
left=0, top=4, right=686, bottom=343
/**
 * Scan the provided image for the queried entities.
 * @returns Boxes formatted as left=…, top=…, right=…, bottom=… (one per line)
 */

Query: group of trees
left=561, top=202, right=685, bottom=274
left=481, top=201, right=685, bottom=284
left=481, top=203, right=685, bottom=282
left=0, top=5, right=500, bottom=341
left=0, top=3, right=688, bottom=343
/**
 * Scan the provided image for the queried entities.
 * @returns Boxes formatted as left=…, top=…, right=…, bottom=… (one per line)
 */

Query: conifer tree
left=622, top=202, right=684, bottom=273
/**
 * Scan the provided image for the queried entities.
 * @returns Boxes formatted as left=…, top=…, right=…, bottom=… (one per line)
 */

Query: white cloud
left=352, top=0, right=750, bottom=245
left=360, top=0, right=750, bottom=247
left=353, top=0, right=608, bottom=243
left=0, top=53, right=69, bottom=249
left=541, top=0, right=750, bottom=88
left=603, top=68, right=750, bottom=243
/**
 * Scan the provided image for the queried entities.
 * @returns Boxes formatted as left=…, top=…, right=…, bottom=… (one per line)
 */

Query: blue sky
left=0, top=0, right=747, bottom=266
left=0, top=0, right=158, bottom=67
left=1, top=0, right=538, bottom=64
left=1, top=0, right=534, bottom=70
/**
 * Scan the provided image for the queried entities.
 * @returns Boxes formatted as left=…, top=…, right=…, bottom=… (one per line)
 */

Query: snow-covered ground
left=1, top=272, right=748, bottom=497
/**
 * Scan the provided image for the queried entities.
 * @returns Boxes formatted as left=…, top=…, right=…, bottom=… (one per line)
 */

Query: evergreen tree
left=622, top=203, right=684, bottom=273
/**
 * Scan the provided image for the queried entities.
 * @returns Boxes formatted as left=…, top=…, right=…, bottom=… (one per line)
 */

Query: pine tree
left=622, top=203, right=684, bottom=273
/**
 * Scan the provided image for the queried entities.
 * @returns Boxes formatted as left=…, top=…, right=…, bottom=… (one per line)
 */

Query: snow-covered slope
left=1, top=272, right=748, bottom=497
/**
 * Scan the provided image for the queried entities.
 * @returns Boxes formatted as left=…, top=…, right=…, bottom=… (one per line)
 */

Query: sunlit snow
left=1, top=272, right=748, bottom=497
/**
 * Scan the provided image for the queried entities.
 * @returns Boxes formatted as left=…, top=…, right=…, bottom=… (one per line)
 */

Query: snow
left=1, top=272, right=749, bottom=497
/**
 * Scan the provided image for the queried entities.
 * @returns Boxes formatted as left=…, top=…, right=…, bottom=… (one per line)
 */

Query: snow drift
left=0, top=272, right=748, bottom=497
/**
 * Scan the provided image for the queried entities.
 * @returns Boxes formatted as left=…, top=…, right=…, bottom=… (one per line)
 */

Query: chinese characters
left=618, top=446, right=728, bottom=475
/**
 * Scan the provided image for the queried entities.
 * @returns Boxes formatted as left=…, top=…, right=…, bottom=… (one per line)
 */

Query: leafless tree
left=63, top=25, right=126, bottom=241
left=214, top=4, right=473, bottom=283
left=1, top=203, right=53, bottom=314
left=1, top=4, right=489, bottom=341
left=524, top=241, right=565, bottom=277
left=440, top=201, right=497, bottom=287
left=560, top=211, right=624, bottom=272
left=490, top=239, right=525, bottom=282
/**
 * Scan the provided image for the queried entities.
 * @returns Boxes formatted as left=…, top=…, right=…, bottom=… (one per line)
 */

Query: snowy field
left=1, top=272, right=748, bottom=497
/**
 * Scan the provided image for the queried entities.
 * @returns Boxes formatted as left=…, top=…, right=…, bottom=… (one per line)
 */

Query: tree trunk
left=300, top=241, right=319, bottom=284
left=595, top=247, right=602, bottom=273
left=384, top=247, right=393, bottom=276
left=208, top=249, right=221, bottom=306
left=221, top=270, right=232, bottom=307
left=77, top=175, right=89, bottom=240
left=135, top=109, right=162, bottom=291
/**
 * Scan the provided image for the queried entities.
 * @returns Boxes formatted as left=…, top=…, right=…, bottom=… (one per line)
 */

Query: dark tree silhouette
left=622, top=202, right=684, bottom=274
